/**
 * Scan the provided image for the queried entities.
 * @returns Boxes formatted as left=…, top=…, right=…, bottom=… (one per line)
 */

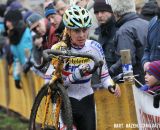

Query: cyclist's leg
left=79, top=94, right=96, bottom=130
left=70, top=94, right=96, bottom=130
left=69, top=97, right=81, bottom=128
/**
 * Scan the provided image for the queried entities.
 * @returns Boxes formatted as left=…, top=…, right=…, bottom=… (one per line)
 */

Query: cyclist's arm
left=90, top=41, right=115, bottom=89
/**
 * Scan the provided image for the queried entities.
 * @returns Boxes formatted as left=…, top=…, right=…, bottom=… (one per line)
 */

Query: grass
left=0, top=109, right=28, bottom=130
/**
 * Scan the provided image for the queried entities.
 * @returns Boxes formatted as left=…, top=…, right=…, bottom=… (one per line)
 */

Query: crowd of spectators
left=0, top=0, right=159, bottom=92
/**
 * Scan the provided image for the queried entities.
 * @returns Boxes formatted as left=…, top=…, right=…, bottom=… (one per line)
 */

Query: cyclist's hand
left=72, top=64, right=90, bottom=81
left=108, top=84, right=121, bottom=97
left=114, top=84, right=121, bottom=97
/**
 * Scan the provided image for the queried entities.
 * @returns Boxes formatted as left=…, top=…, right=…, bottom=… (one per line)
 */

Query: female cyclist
left=51, top=5, right=121, bottom=130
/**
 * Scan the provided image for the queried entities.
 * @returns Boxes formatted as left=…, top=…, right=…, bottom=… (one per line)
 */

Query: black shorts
left=70, top=94, right=96, bottom=130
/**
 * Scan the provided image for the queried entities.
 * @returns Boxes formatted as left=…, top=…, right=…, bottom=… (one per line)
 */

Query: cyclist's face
left=145, top=71, right=159, bottom=87
left=32, top=19, right=46, bottom=36
left=69, top=28, right=89, bottom=46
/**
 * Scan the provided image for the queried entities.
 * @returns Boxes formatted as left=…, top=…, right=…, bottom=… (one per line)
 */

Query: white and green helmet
left=63, top=5, right=92, bottom=29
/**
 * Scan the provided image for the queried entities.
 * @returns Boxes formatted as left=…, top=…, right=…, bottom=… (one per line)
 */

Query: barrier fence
left=0, top=58, right=138, bottom=130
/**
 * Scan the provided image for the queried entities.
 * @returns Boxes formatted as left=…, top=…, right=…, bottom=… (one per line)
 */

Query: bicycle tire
left=29, top=82, right=73, bottom=130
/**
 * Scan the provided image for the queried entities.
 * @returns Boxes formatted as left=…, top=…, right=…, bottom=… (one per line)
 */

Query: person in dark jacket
left=93, top=0, right=118, bottom=71
left=142, top=0, right=160, bottom=72
left=26, top=12, right=58, bottom=49
left=110, top=0, right=149, bottom=86
left=140, top=0, right=159, bottom=21
left=92, top=0, right=118, bottom=85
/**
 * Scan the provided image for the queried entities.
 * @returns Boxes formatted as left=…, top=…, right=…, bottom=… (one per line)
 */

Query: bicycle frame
left=42, top=56, right=65, bottom=129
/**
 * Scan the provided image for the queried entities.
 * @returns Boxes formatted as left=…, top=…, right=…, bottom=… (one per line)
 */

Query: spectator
left=92, top=0, right=118, bottom=86
left=5, top=0, right=31, bottom=22
left=135, top=0, right=145, bottom=14
left=140, top=60, right=160, bottom=93
left=0, top=34, right=13, bottom=65
left=0, top=4, right=13, bottom=64
left=110, top=0, right=149, bottom=86
left=26, top=12, right=58, bottom=49
left=23, top=10, right=33, bottom=23
left=44, top=0, right=53, bottom=8
left=44, top=3, right=65, bottom=38
left=0, top=4, right=6, bottom=33
left=55, top=0, right=69, bottom=16
left=31, top=34, right=43, bottom=65
left=7, top=0, right=23, bottom=11
left=93, top=0, right=118, bottom=71
left=4, top=9, right=32, bottom=89
left=142, top=0, right=160, bottom=71
left=6, top=0, right=16, bottom=6
left=140, top=0, right=159, bottom=21
left=76, top=0, right=89, bottom=8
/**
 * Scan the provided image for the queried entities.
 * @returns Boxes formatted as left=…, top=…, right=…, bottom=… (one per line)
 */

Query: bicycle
left=29, top=47, right=103, bottom=130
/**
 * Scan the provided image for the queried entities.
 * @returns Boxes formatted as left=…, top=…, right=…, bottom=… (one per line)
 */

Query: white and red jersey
left=49, top=40, right=113, bottom=100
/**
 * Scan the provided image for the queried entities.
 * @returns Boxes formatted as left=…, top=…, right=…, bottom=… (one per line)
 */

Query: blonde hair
left=61, top=28, right=71, bottom=49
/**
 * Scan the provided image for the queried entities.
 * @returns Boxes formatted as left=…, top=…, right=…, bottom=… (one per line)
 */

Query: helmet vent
left=74, top=11, right=79, bottom=15
left=66, top=15, right=68, bottom=19
left=73, top=18, right=79, bottom=23
left=82, top=10, right=85, bottom=15
left=84, top=16, right=88, bottom=23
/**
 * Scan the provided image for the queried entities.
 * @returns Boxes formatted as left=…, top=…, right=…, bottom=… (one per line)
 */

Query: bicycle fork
left=42, top=88, right=52, bottom=129
left=42, top=75, right=62, bottom=130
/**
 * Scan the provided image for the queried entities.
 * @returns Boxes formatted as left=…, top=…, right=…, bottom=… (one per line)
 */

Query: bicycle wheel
left=29, top=82, right=73, bottom=130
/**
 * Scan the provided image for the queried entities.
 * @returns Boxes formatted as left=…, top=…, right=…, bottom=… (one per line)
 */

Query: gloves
left=23, top=61, right=33, bottom=73
left=108, top=85, right=116, bottom=94
left=72, top=64, right=90, bottom=81
left=65, top=64, right=91, bottom=84
left=108, top=83, right=121, bottom=97
left=107, top=79, right=116, bottom=94
left=14, top=80, right=22, bottom=89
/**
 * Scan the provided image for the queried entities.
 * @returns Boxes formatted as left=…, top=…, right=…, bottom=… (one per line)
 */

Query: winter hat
left=147, top=60, right=160, bottom=80
left=110, top=0, right=136, bottom=16
left=6, top=0, right=16, bottom=6
left=23, top=11, right=33, bottom=23
left=8, top=1, right=22, bottom=11
left=45, top=3, right=57, bottom=17
left=141, top=0, right=158, bottom=20
left=93, top=0, right=113, bottom=13
left=26, top=12, right=43, bottom=30
left=4, top=9, right=23, bottom=23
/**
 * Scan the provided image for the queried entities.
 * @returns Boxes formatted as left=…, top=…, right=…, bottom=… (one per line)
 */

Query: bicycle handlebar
left=33, top=49, right=103, bottom=74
